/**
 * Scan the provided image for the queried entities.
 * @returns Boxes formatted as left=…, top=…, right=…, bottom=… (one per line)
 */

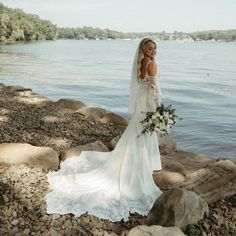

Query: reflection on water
left=0, top=40, right=236, bottom=158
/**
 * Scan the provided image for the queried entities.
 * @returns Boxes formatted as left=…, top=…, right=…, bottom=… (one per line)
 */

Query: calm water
left=0, top=40, right=236, bottom=159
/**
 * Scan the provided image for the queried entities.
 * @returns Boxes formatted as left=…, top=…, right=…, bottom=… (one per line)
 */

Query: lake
left=0, top=39, right=235, bottom=159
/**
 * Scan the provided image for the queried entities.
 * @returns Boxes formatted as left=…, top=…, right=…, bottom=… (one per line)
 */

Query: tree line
left=0, top=3, right=57, bottom=42
left=57, top=28, right=236, bottom=42
left=0, top=3, right=235, bottom=43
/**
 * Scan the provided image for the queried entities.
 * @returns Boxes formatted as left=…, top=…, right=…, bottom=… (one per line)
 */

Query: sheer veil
left=128, top=42, right=141, bottom=113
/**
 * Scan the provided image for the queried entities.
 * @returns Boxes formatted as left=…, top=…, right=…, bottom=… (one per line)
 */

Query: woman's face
left=143, top=42, right=156, bottom=59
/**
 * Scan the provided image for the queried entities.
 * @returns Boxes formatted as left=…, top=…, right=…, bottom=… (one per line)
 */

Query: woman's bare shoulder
left=146, top=60, right=157, bottom=76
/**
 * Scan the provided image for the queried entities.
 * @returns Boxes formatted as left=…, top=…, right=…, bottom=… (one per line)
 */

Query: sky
left=1, top=0, right=236, bottom=32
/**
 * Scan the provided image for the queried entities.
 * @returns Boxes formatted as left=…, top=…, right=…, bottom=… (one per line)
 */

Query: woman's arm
left=147, top=62, right=161, bottom=111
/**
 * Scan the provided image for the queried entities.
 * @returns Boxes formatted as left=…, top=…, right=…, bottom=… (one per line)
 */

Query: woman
left=45, top=38, right=162, bottom=222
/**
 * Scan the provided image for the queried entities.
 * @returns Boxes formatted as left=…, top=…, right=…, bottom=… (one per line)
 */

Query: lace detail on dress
left=46, top=187, right=160, bottom=222
left=139, top=75, right=161, bottom=107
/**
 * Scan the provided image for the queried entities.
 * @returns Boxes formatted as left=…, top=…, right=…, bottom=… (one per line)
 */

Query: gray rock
left=147, top=188, right=209, bottom=230
left=128, top=225, right=186, bottom=236
left=55, top=98, right=86, bottom=110
left=105, top=135, right=121, bottom=151
left=177, top=159, right=236, bottom=203
left=2, top=194, right=9, bottom=203
left=101, top=112, right=128, bottom=131
left=11, top=219, right=19, bottom=226
left=161, top=156, right=187, bottom=176
left=158, top=136, right=177, bottom=155
left=78, top=107, right=107, bottom=119
left=162, top=150, right=216, bottom=175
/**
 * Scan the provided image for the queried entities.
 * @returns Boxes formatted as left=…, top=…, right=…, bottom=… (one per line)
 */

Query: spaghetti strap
left=145, top=60, right=152, bottom=74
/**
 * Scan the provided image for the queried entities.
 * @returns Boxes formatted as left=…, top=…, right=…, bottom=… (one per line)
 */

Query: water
left=0, top=40, right=236, bottom=159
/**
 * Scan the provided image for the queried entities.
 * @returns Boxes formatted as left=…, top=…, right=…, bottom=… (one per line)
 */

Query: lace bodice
left=138, top=75, right=161, bottom=108
left=139, top=75, right=156, bottom=88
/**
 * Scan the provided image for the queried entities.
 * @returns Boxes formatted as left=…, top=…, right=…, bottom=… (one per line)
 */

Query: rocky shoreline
left=0, top=83, right=235, bottom=235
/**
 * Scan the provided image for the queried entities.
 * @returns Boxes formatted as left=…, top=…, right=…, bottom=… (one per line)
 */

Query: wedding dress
left=45, top=48, right=162, bottom=222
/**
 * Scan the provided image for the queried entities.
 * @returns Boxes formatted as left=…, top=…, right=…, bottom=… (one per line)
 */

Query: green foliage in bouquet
left=138, top=104, right=183, bottom=138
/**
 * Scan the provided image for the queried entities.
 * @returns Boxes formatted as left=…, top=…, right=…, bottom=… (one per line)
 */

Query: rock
left=0, top=143, right=59, bottom=170
left=23, top=229, right=30, bottom=234
left=78, top=107, right=107, bottom=119
left=214, top=159, right=236, bottom=171
left=158, top=136, right=177, bottom=155
left=184, top=224, right=202, bottom=236
left=9, top=86, right=32, bottom=93
left=52, top=214, right=61, bottom=220
left=105, top=135, right=121, bottom=151
left=147, top=188, right=209, bottom=230
left=11, top=219, right=19, bottom=226
left=228, top=194, right=236, bottom=207
left=162, top=150, right=216, bottom=175
left=177, top=160, right=236, bottom=203
left=2, top=194, right=9, bottom=203
left=60, top=141, right=109, bottom=161
left=153, top=170, right=186, bottom=188
left=0, top=108, right=10, bottom=115
left=55, top=98, right=86, bottom=110
left=101, top=112, right=128, bottom=131
left=128, top=225, right=186, bottom=236
left=161, top=156, right=186, bottom=176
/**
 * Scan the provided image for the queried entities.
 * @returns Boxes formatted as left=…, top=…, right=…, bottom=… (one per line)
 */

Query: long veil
left=128, top=42, right=141, bottom=113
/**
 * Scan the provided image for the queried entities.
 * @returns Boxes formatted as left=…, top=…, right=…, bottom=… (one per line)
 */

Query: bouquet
left=138, top=104, right=182, bottom=138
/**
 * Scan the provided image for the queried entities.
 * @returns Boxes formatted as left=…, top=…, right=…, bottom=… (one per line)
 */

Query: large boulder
left=78, top=107, right=107, bottom=120
left=153, top=170, right=186, bottom=188
left=162, top=150, right=216, bottom=175
left=60, top=141, right=109, bottom=161
left=101, top=112, right=128, bottom=131
left=147, top=188, right=209, bottom=230
left=161, top=156, right=186, bottom=176
left=177, top=159, right=236, bottom=203
left=128, top=225, right=186, bottom=236
left=0, top=143, right=59, bottom=170
left=55, top=98, right=86, bottom=110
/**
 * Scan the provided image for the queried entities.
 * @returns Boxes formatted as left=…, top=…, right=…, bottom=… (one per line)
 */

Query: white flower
left=163, top=112, right=169, bottom=118
left=152, top=114, right=157, bottom=119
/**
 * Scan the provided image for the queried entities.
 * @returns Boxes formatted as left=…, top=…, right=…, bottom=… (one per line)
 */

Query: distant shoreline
left=1, top=38, right=236, bottom=46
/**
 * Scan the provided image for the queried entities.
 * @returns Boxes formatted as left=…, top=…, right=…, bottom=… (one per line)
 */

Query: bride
left=45, top=38, right=162, bottom=222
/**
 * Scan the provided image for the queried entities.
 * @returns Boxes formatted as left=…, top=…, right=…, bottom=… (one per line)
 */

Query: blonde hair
left=137, top=38, right=156, bottom=80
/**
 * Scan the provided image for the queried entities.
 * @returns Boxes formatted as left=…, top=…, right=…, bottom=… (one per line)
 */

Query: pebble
left=11, top=219, right=19, bottom=226
left=52, top=214, right=61, bottom=220
left=2, top=194, right=9, bottom=203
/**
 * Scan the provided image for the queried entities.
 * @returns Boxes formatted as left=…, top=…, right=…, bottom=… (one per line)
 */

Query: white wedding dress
left=45, top=65, right=162, bottom=222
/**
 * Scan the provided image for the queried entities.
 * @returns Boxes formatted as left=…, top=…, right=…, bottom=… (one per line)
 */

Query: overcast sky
left=1, top=0, right=236, bottom=32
